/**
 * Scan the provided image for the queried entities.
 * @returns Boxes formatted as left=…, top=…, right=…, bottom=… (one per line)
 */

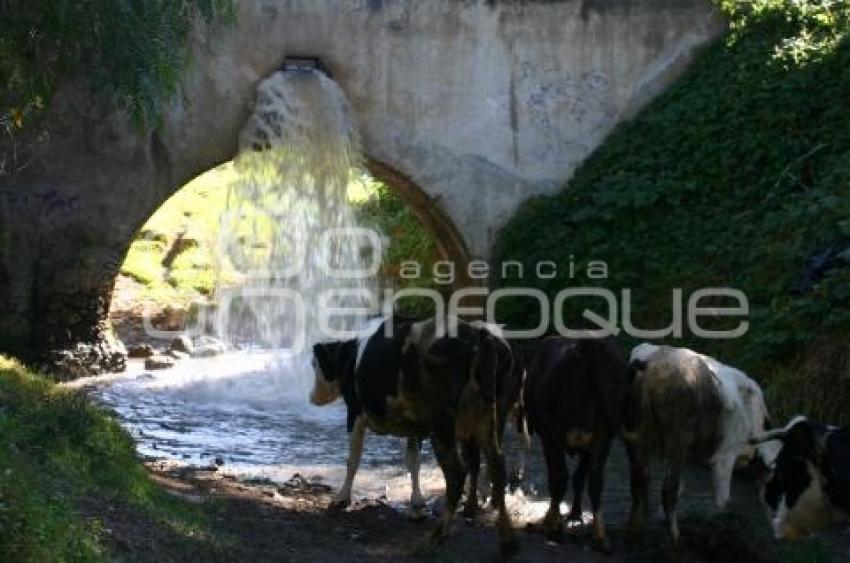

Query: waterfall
left=215, top=69, right=378, bottom=353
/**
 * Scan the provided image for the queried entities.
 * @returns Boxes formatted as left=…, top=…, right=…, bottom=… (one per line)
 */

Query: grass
left=118, top=164, right=440, bottom=315
left=118, top=163, right=235, bottom=303
left=0, top=356, right=220, bottom=561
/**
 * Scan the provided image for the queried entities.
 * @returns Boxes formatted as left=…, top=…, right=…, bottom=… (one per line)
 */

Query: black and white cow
left=520, top=335, right=631, bottom=551
left=310, top=315, right=521, bottom=554
left=752, top=416, right=850, bottom=539
left=310, top=316, right=426, bottom=514
left=625, top=343, right=778, bottom=544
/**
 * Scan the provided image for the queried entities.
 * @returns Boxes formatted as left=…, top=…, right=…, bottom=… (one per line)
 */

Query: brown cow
left=520, top=335, right=632, bottom=552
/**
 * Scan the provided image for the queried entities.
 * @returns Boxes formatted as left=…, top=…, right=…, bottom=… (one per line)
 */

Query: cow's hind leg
left=482, top=439, right=518, bottom=557
left=461, top=439, right=480, bottom=519
left=662, top=455, right=684, bottom=545
left=711, top=453, right=736, bottom=510
left=566, top=451, right=588, bottom=524
left=588, top=439, right=613, bottom=553
left=431, top=429, right=464, bottom=543
left=540, top=435, right=568, bottom=540
left=406, top=437, right=425, bottom=518
left=332, top=416, right=367, bottom=509
left=624, top=437, right=650, bottom=542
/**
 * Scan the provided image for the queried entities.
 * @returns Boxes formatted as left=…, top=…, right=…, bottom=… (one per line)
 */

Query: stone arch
left=365, top=159, right=474, bottom=289
left=0, top=0, right=724, bottom=369
left=116, top=152, right=475, bottom=287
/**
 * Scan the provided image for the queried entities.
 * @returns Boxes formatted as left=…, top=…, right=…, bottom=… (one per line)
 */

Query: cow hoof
left=539, top=514, right=563, bottom=541
left=543, top=527, right=563, bottom=543
left=429, top=527, right=447, bottom=546
left=625, top=515, right=646, bottom=546
left=463, top=503, right=478, bottom=520
left=624, top=527, right=645, bottom=548
left=499, top=535, right=520, bottom=559
left=409, top=505, right=427, bottom=521
left=327, top=499, right=351, bottom=511
left=624, top=534, right=645, bottom=549
left=594, top=536, right=612, bottom=554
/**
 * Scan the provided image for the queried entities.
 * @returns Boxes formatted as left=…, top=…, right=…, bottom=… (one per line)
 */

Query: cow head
left=750, top=416, right=833, bottom=539
left=310, top=339, right=357, bottom=406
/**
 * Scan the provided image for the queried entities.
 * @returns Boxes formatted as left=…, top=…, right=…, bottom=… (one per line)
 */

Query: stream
left=77, top=350, right=773, bottom=533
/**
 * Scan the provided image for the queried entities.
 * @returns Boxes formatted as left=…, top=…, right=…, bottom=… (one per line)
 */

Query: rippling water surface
left=88, top=352, right=456, bottom=506
left=86, top=350, right=770, bottom=529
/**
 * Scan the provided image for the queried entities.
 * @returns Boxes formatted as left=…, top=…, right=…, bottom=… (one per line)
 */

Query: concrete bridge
left=0, top=0, right=723, bottom=367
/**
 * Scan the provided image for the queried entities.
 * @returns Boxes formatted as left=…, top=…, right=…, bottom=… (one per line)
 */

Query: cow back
left=524, top=336, right=627, bottom=442
left=354, top=319, right=418, bottom=419
left=637, top=347, right=725, bottom=461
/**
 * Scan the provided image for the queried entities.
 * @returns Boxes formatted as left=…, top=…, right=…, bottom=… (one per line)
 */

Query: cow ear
left=312, top=342, right=337, bottom=382
left=786, top=420, right=816, bottom=457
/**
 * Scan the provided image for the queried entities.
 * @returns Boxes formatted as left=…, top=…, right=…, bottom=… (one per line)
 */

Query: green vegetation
left=119, top=163, right=235, bottom=304
left=493, top=0, right=850, bottom=424
left=0, top=0, right=233, bottom=157
left=118, top=167, right=440, bottom=314
left=0, top=356, right=220, bottom=561
left=354, top=179, right=441, bottom=317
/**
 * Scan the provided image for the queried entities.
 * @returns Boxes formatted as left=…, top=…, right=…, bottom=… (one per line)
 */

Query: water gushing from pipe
left=216, top=69, right=376, bottom=351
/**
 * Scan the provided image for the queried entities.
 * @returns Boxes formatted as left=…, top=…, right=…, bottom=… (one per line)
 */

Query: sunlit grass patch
left=0, top=357, right=218, bottom=561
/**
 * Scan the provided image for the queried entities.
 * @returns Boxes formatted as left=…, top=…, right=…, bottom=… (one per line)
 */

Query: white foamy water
left=85, top=351, right=557, bottom=519
left=88, top=352, right=447, bottom=504
left=216, top=68, right=376, bottom=349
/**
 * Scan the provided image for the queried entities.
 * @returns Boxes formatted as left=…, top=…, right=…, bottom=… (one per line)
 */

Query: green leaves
left=0, top=0, right=234, bottom=135
left=493, top=0, right=850, bottom=422
left=354, top=180, right=441, bottom=317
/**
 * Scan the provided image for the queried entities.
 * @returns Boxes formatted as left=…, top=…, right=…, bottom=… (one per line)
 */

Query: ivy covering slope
left=493, top=0, right=850, bottom=424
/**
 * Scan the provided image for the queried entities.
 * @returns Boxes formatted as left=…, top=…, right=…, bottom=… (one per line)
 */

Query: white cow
left=627, top=343, right=780, bottom=542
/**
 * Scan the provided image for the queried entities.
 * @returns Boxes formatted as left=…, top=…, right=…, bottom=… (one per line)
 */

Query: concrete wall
left=0, top=0, right=724, bottom=363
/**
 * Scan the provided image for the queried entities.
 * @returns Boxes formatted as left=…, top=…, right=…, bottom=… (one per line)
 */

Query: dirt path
left=113, top=462, right=615, bottom=563
left=83, top=458, right=828, bottom=563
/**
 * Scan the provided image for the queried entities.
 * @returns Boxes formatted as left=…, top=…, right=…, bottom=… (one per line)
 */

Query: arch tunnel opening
left=108, top=159, right=468, bottom=351
left=98, top=160, right=476, bottom=513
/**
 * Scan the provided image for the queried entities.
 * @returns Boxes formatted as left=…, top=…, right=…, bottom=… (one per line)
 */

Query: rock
left=43, top=349, right=92, bottom=382
left=138, top=229, right=168, bottom=244
left=154, top=306, right=188, bottom=332
left=127, top=343, right=155, bottom=358
left=42, top=334, right=127, bottom=381
left=197, top=335, right=225, bottom=346
left=166, top=349, right=189, bottom=360
left=170, top=334, right=193, bottom=354
left=188, top=301, right=218, bottom=335
left=191, top=336, right=227, bottom=358
left=144, top=354, right=176, bottom=370
left=191, top=343, right=226, bottom=358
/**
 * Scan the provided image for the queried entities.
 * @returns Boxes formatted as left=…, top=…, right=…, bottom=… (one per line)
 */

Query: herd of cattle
left=309, top=314, right=849, bottom=555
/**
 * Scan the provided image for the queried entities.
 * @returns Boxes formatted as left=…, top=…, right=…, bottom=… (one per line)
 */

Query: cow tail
left=493, top=391, right=500, bottom=450
left=514, top=369, right=531, bottom=449
left=626, top=358, right=647, bottom=383
left=489, top=339, right=501, bottom=450
left=628, top=359, right=654, bottom=454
